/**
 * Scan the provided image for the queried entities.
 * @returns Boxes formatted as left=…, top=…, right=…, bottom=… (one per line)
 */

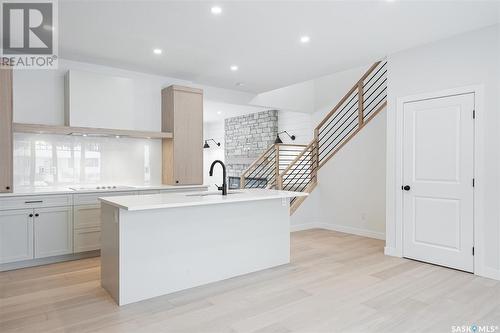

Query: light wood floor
left=1, top=229, right=499, bottom=333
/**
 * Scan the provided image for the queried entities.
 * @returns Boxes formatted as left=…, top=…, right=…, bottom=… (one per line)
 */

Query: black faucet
left=209, top=160, right=227, bottom=195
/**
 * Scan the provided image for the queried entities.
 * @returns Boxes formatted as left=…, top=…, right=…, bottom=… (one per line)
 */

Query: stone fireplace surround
left=224, top=110, right=278, bottom=179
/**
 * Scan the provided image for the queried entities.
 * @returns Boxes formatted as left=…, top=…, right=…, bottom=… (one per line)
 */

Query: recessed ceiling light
left=300, top=36, right=310, bottom=44
left=230, top=65, right=238, bottom=71
left=235, top=82, right=244, bottom=87
left=115, top=135, right=120, bottom=139
left=211, top=6, right=222, bottom=15
left=217, top=111, right=222, bottom=115
left=153, top=48, right=162, bottom=55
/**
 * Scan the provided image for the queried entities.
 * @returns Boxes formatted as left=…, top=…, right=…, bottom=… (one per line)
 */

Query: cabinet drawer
left=74, top=204, right=101, bottom=229
left=73, top=191, right=137, bottom=205
left=74, top=227, right=100, bottom=253
left=0, top=195, right=72, bottom=210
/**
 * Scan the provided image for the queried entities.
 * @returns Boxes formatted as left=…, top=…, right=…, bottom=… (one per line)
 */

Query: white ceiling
left=59, top=1, right=499, bottom=93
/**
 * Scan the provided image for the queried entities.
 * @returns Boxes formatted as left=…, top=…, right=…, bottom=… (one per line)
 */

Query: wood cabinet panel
left=0, top=67, right=13, bottom=193
left=162, top=85, right=203, bottom=185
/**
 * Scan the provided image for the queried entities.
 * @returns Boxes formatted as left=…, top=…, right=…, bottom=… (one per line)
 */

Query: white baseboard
left=476, top=265, right=500, bottom=281
left=317, top=223, right=385, bottom=240
left=384, top=246, right=401, bottom=257
left=290, top=222, right=321, bottom=232
left=0, top=250, right=100, bottom=272
left=290, top=222, right=385, bottom=240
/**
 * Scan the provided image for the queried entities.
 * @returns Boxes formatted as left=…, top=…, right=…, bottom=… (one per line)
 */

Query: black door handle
left=402, top=185, right=411, bottom=191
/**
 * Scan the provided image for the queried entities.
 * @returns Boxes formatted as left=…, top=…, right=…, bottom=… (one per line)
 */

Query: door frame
left=388, top=85, right=485, bottom=276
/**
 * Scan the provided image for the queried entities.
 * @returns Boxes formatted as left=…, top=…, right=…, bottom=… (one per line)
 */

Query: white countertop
left=0, top=184, right=208, bottom=197
left=100, top=189, right=308, bottom=211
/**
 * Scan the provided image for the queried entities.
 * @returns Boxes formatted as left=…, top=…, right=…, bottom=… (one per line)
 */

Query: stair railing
left=315, top=61, right=387, bottom=168
left=279, top=139, right=318, bottom=205
left=240, top=60, right=387, bottom=213
left=240, top=143, right=307, bottom=189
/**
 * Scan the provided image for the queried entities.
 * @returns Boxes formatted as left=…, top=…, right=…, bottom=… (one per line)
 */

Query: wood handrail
left=240, top=143, right=276, bottom=179
left=315, top=61, right=381, bottom=132
left=280, top=139, right=316, bottom=178
left=240, top=143, right=308, bottom=181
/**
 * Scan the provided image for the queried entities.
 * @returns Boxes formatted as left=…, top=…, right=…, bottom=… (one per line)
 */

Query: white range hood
left=65, top=70, right=136, bottom=131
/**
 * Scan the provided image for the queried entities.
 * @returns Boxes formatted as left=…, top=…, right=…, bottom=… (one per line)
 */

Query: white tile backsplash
left=13, top=133, right=162, bottom=188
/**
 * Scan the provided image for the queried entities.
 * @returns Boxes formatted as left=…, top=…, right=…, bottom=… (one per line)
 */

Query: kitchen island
left=99, top=188, right=307, bottom=305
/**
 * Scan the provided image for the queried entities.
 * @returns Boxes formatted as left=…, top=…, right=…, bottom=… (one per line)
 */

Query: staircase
left=241, top=60, right=387, bottom=214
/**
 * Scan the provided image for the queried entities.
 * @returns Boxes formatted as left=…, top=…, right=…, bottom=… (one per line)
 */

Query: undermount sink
left=186, top=191, right=242, bottom=197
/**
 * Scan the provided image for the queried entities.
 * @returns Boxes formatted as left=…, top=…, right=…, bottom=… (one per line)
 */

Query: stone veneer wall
left=225, top=110, right=278, bottom=178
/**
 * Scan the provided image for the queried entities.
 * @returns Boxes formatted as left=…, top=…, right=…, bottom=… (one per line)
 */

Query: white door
left=34, top=207, right=73, bottom=258
left=0, top=209, right=34, bottom=264
left=403, top=93, right=474, bottom=272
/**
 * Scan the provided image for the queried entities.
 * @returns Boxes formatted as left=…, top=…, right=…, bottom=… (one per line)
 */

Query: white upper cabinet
left=65, top=70, right=137, bottom=130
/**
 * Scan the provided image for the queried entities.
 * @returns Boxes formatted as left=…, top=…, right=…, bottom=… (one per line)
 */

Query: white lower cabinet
left=0, top=187, right=208, bottom=268
left=0, top=209, right=34, bottom=264
left=34, top=207, right=73, bottom=258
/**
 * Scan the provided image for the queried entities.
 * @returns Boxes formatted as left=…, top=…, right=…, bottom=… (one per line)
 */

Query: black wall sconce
left=203, top=139, right=221, bottom=148
left=274, top=131, right=296, bottom=144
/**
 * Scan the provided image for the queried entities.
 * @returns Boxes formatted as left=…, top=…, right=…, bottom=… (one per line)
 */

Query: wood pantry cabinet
left=162, top=85, right=203, bottom=185
left=0, top=66, right=13, bottom=193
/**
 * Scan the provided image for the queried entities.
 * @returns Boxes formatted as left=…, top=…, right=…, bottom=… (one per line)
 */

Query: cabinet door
left=162, top=86, right=203, bottom=185
left=0, top=209, right=33, bottom=264
left=34, top=207, right=73, bottom=258
left=0, top=67, right=13, bottom=193
left=173, top=89, right=203, bottom=184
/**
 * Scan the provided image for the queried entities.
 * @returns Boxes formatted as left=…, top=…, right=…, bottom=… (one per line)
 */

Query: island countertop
left=99, top=188, right=308, bottom=211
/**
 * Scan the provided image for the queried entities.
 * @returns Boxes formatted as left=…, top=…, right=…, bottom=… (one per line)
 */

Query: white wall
left=315, top=110, right=386, bottom=238
left=278, top=110, right=314, bottom=145
left=250, top=80, right=315, bottom=113
left=385, top=25, right=500, bottom=278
